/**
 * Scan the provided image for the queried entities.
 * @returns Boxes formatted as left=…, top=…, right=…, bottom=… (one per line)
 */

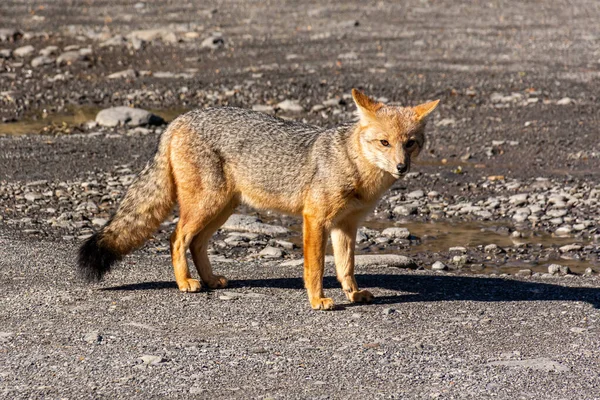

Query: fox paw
left=204, top=275, right=228, bottom=289
left=346, top=290, right=374, bottom=303
left=178, top=278, right=202, bottom=293
left=310, top=297, right=335, bottom=311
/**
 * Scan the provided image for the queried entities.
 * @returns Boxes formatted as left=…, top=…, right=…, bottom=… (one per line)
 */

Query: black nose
left=397, top=163, right=409, bottom=174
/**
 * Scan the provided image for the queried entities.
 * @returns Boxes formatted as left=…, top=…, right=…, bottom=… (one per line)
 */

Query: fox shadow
left=102, top=273, right=600, bottom=309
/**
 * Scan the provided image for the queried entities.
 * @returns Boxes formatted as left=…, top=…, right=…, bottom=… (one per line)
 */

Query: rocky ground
left=1, top=0, right=600, bottom=398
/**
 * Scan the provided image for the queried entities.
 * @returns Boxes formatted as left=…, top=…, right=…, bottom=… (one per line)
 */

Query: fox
left=78, top=89, right=439, bottom=310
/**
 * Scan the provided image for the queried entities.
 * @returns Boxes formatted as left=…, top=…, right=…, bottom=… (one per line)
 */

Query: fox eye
left=380, top=140, right=390, bottom=147
left=405, top=139, right=417, bottom=149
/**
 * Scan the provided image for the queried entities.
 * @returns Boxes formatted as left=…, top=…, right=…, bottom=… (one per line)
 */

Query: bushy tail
left=78, top=128, right=176, bottom=282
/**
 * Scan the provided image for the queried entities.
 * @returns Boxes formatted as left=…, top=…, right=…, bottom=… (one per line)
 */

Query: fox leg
left=331, top=220, right=374, bottom=303
left=189, top=199, right=237, bottom=289
left=170, top=187, right=232, bottom=293
left=302, top=213, right=334, bottom=310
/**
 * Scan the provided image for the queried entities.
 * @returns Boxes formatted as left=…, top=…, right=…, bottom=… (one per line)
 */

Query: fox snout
left=396, top=163, right=409, bottom=175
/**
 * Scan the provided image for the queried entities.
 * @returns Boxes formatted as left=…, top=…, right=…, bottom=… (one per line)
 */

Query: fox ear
left=352, top=88, right=383, bottom=122
left=413, top=99, right=440, bottom=121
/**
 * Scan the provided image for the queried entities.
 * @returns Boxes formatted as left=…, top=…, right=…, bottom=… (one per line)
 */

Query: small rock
left=39, top=45, right=59, bottom=57
left=201, top=34, right=225, bottom=50
left=484, top=244, right=498, bottom=253
left=107, top=69, right=138, bottom=79
left=139, top=355, right=165, bottom=365
left=274, top=239, right=294, bottom=250
left=556, top=97, right=574, bottom=105
left=509, top=193, right=529, bottom=206
left=13, top=45, right=35, bottom=58
left=276, top=99, right=304, bottom=113
left=83, top=331, right=102, bottom=344
left=548, top=264, right=561, bottom=275
left=584, top=267, right=594, bottom=276
left=259, top=246, right=283, bottom=258
left=559, top=244, right=582, bottom=253
left=92, top=218, right=108, bottom=227
left=383, top=308, right=396, bottom=315
left=435, top=118, right=455, bottom=127
left=0, top=49, right=12, bottom=59
left=431, top=261, right=447, bottom=271
left=252, top=104, right=275, bottom=114
left=554, top=226, right=572, bottom=237
left=56, top=51, right=83, bottom=65
left=452, top=255, right=468, bottom=267
left=559, top=265, right=571, bottom=275
left=406, top=190, right=425, bottom=199
left=31, top=55, right=54, bottom=68
left=24, top=192, right=43, bottom=202
left=381, top=227, right=410, bottom=239
left=449, top=246, right=467, bottom=253
left=95, top=107, right=164, bottom=127
left=393, top=204, right=418, bottom=216
left=0, top=28, right=22, bottom=42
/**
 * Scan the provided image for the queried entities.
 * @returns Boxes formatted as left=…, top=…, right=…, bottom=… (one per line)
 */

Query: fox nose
left=397, top=163, right=409, bottom=174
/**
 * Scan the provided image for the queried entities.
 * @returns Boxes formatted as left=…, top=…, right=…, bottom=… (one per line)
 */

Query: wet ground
left=1, top=0, right=600, bottom=398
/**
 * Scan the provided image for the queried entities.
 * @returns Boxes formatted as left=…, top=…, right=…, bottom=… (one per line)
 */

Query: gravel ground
left=1, top=0, right=600, bottom=398
left=1, top=236, right=600, bottom=399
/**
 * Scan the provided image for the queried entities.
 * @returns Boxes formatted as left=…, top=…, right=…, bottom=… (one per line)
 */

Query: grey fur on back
left=176, top=107, right=357, bottom=212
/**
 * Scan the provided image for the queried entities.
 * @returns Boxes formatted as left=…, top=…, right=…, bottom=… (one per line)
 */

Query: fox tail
left=77, top=127, right=176, bottom=282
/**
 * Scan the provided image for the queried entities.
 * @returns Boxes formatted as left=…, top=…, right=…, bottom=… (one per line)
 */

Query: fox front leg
left=331, top=220, right=374, bottom=304
left=302, top=214, right=335, bottom=310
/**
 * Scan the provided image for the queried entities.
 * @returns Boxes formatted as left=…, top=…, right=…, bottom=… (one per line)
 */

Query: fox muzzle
left=396, top=163, right=409, bottom=175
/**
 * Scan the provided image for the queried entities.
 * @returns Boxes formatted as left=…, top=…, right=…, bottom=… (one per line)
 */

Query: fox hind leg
left=190, top=199, right=237, bottom=289
left=170, top=182, right=233, bottom=293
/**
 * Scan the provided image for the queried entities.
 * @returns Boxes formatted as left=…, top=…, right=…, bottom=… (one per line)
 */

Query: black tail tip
left=77, top=233, right=121, bottom=283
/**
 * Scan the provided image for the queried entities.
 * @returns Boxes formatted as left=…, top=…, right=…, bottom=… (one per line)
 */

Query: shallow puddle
left=0, top=106, right=190, bottom=135
left=258, top=212, right=595, bottom=275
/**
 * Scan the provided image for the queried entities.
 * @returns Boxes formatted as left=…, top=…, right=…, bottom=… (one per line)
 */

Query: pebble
left=39, top=45, right=59, bottom=57
left=201, top=34, right=225, bottom=50
left=556, top=97, right=574, bottom=105
left=56, top=50, right=83, bottom=65
left=0, top=28, right=22, bottom=42
left=107, top=69, right=138, bottom=79
left=383, top=308, right=396, bottom=315
left=259, top=246, right=283, bottom=258
left=252, top=104, right=275, bottom=114
left=393, top=204, right=417, bottom=216
left=406, top=190, right=425, bottom=199
left=431, top=261, right=447, bottom=271
left=13, top=45, right=35, bottom=58
left=83, top=331, right=102, bottom=344
left=559, top=244, right=582, bottom=252
left=24, top=192, right=43, bottom=202
left=484, top=244, right=498, bottom=253
left=31, top=55, right=54, bottom=68
left=554, top=226, right=572, bottom=236
left=381, top=227, right=410, bottom=239
left=449, top=246, right=467, bottom=253
left=548, top=264, right=562, bottom=275
left=276, top=99, right=304, bottom=113
left=139, top=355, right=165, bottom=365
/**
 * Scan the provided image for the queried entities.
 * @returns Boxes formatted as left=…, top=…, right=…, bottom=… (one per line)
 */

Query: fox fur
left=78, top=89, right=439, bottom=310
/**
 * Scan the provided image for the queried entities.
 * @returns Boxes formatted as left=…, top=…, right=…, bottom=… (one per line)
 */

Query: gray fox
left=78, top=89, right=439, bottom=310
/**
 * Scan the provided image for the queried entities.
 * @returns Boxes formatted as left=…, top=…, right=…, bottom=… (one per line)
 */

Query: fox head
left=352, top=89, right=439, bottom=178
